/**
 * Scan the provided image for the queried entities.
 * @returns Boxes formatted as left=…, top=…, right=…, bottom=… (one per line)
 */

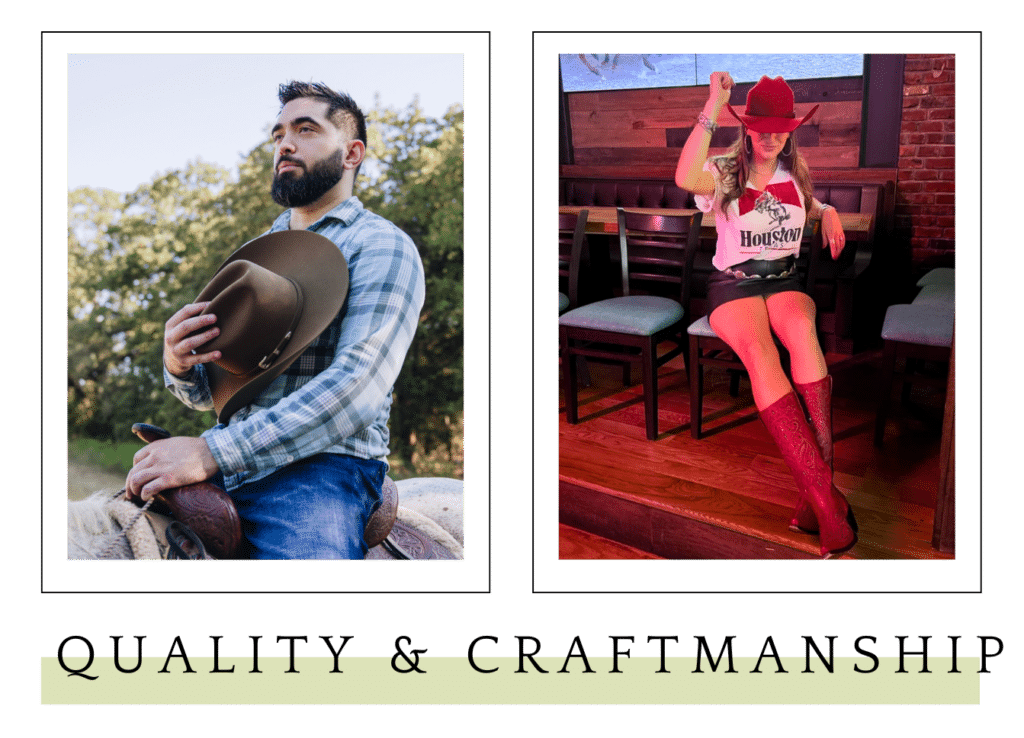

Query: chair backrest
left=559, top=209, right=588, bottom=310
left=614, top=208, right=703, bottom=307
left=799, top=218, right=825, bottom=299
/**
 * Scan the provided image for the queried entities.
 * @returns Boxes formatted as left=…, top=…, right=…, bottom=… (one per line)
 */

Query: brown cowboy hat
left=191, top=230, right=348, bottom=424
left=726, top=75, right=819, bottom=133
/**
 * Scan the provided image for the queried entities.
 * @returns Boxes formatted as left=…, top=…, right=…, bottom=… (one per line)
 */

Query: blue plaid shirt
left=165, top=197, right=425, bottom=491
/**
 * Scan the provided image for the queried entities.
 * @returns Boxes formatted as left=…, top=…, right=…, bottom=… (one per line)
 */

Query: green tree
left=67, top=150, right=287, bottom=440
left=360, top=101, right=464, bottom=472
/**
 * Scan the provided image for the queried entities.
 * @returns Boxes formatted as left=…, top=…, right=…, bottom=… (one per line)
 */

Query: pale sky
left=68, top=53, right=464, bottom=193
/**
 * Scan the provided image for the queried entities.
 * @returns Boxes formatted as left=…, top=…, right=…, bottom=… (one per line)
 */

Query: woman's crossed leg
left=708, top=289, right=826, bottom=410
left=709, top=295, right=790, bottom=410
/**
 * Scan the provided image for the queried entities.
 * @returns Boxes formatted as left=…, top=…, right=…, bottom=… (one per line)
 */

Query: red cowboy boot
left=789, top=376, right=832, bottom=533
left=788, top=376, right=860, bottom=537
left=759, top=391, right=857, bottom=558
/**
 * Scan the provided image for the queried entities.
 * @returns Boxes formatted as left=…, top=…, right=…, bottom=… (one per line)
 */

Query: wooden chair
left=559, top=209, right=588, bottom=315
left=560, top=207, right=702, bottom=440
left=687, top=220, right=823, bottom=439
left=559, top=209, right=591, bottom=387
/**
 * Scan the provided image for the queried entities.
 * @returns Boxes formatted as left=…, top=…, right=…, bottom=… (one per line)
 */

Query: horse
left=67, top=476, right=464, bottom=561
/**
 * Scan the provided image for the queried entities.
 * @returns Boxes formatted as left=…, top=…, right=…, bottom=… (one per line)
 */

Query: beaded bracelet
left=697, top=111, right=718, bottom=134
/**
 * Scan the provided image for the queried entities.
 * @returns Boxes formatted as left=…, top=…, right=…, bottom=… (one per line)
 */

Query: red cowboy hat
left=726, top=75, right=819, bottom=133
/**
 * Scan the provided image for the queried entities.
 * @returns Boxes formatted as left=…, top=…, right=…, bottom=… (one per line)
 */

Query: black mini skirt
left=705, top=256, right=805, bottom=315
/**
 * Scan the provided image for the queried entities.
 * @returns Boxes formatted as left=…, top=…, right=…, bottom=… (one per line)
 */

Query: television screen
left=560, top=54, right=865, bottom=93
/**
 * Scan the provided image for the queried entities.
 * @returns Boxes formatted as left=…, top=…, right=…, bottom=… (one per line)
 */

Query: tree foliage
left=361, top=101, right=464, bottom=469
left=67, top=99, right=464, bottom=478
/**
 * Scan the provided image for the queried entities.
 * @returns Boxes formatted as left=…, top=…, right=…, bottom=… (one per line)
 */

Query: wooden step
left=559, top=524, right=663, bottom=559
left=558, top=349, right=952, bottom=560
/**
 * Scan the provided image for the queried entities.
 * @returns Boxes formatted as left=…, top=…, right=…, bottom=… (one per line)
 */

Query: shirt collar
left=271, top=196, right=364, bottom=232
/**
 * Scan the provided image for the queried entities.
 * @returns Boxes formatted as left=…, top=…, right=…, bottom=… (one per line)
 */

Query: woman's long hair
left=711, top=126, right=814, bottom=217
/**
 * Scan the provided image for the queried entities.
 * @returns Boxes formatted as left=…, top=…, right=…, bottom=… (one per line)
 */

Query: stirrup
left=166, top=520, right=211, bottom=560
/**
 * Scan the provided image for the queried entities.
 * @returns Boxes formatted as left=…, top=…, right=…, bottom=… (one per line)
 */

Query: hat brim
left=199, top=230, right=349, bottom=424
left=726, top=103, right=819, bottom=133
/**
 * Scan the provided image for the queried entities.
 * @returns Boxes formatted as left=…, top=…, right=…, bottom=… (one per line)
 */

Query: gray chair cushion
left=559, top=292, right=570, bottom=314
left=559, top=295, right=684, bottom=336
left=913, top=283, right=955, bottom=306
left=687, top=315, right=717, bottom=337
left=881, top=304, right=953, bottom=347
left=916, top=268, right=955, bottom=287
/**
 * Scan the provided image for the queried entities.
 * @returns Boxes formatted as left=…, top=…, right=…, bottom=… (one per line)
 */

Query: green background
left=9, top=4, right=1015, bottom=732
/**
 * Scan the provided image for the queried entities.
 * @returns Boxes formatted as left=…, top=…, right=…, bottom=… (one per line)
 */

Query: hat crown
left=745, top=76, right=796, bottom=119
left=190, top=229, right=348, bottom=424
left=725, top=75, right=818, bottom=134
left=195, top=260, right=303, bottom=377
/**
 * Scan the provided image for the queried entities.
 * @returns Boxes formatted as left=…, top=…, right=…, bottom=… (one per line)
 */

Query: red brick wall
left=896, top=54, right=955, bottom=272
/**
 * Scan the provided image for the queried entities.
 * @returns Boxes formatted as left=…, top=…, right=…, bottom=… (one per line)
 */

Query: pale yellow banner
left=42, top=657, right=981, bottom=704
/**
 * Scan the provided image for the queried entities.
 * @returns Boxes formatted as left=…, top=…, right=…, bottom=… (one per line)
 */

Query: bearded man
left=124, top=81, right=426, bottom=559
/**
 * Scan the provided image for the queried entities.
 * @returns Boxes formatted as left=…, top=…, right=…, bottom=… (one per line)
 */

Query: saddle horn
left=131, top=423, right=244, bottom=559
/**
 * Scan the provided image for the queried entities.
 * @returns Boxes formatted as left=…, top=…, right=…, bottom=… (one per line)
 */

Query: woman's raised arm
left=675, top=71, right=734, bottom=197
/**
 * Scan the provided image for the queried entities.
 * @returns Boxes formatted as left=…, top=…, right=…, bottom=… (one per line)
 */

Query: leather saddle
left=129, top=423, right=402, bottom=559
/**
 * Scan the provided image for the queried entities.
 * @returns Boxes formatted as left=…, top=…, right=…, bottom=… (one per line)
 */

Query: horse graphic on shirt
left=753, top=191, right=792, bottom=229
left=739, top=181, right=802, bottom=229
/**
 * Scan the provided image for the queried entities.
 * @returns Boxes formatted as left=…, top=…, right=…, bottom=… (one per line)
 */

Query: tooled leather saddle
left=129, top=423, right=452, bottom=560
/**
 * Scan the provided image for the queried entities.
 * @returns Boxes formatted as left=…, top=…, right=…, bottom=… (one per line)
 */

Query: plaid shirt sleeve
left=200, top=207, right=425, bottom=480
left=164, top=363, right=215, bottom=411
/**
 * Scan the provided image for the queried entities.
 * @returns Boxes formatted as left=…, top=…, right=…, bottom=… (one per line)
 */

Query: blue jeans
left=217, top=454, right=385, bottom=560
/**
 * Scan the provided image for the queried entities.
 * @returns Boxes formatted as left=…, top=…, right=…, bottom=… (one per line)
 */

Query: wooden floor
left=558, top=346, right=953, bottom=560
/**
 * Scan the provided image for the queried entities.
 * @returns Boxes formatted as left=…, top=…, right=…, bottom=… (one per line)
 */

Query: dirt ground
left=67, top=456, right=125, bottom=501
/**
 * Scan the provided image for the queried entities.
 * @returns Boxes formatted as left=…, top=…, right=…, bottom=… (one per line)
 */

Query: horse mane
left=67, top=488, right=162, bottom=559
left=68, top=489, right=124, bottom=558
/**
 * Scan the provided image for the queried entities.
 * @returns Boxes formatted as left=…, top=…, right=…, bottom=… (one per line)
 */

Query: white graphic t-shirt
left=694, top=159, right=807, bottom=271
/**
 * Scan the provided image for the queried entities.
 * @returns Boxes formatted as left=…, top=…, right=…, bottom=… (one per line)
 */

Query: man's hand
left=125, top=436, right=220, bottom=502
left=164, top=301, right=221, bottom=377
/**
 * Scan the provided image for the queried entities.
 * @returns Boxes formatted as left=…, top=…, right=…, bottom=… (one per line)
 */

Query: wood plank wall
left=566, top=76, right=864, bottom=176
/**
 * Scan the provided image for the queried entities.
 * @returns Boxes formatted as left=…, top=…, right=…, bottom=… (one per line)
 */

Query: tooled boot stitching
left=790, top=376, right=833, bottom=534
left=760, top=391, right=857, bottom=558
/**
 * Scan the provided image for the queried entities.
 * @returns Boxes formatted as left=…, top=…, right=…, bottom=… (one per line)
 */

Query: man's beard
left=271, top=148, right=345, bottom=207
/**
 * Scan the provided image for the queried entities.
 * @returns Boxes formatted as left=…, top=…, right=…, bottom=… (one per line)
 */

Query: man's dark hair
left=278, top=81, right=367, bottom=176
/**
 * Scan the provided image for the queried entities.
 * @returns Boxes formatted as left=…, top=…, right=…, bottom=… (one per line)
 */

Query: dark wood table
left=559, top=205, right=875, bottom=241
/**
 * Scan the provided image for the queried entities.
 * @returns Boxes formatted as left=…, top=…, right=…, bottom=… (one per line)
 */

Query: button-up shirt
left=165, top=196, right=425, bottom=491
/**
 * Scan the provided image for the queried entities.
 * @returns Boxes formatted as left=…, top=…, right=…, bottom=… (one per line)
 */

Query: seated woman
left=675, top=72, right=857, bottom=558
